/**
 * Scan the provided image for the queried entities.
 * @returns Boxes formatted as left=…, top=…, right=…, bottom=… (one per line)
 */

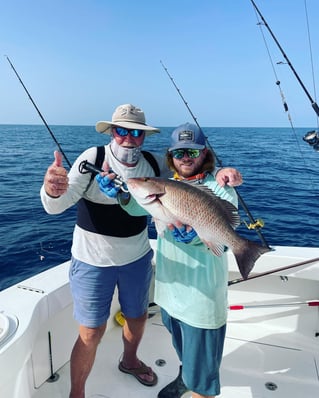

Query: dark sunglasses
left=171, top=148, right=202, bottom=159
left=114, top=127, right=144, bottom=138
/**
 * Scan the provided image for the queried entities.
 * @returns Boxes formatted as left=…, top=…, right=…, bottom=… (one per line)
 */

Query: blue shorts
left=161, top=308, right=226, bottom=396
left=69, top=250, right=153, bottom=328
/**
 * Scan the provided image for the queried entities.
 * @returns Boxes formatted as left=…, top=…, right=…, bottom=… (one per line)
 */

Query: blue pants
left=161, top=308, right=226, bottom=396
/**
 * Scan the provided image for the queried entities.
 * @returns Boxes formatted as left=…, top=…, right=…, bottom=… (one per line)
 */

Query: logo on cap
left=119, top=105, right=137, bottom=118
left=179, top=130, right=194, bottom=142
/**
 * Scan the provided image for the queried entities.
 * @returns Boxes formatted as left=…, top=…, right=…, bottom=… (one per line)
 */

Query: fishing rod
left=160, top=60, right=270, bottom=248
left=229, top=299, right=319, bottom=311
left=160, top=60, right=223, bottom=166
left=6, top=56, right=128, bottom=190
left=250, top=0, right=319, bottom=118
left=228, top=256, right=319, bottom=286
left=5, top=56, right=72, bottom=168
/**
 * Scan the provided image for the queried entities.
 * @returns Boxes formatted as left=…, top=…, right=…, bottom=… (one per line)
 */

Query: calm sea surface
left=1, top=124, right=318, bottom=291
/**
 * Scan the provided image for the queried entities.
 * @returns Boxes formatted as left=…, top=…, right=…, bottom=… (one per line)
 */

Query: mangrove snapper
left=127, top=177, right=270, bottom=279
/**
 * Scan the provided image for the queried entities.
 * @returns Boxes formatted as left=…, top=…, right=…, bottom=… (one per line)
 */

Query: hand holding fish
left=44, top=151, right=68, bottom=198
left=215, top=167, right=243, bottom=187
left=168, top=221, right=198, bottom=243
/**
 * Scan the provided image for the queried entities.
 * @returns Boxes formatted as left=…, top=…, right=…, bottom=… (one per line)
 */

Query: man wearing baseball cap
left=115, top=122, right=243, bottom=398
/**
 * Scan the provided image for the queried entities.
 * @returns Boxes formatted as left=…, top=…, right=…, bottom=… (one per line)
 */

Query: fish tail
left=233, top=240, right=271, bottom=280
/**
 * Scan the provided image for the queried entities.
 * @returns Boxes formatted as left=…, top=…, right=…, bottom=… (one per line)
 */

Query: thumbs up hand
left=53, top=150, right=63, bottom=168
left=44, top=151, right=69, bottom=198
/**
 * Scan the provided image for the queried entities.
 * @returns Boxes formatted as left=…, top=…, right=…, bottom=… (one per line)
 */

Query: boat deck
left=34, top=309, right=181, bottom=398
left=2, top=245, right=319, bottom=397
left=33, top=307, right=319, bottom=398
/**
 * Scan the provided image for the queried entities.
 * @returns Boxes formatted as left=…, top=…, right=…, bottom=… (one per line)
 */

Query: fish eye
left=143, top=177, right=150, bottom=181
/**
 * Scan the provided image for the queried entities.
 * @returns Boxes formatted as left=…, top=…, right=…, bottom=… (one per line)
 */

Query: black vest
left=76, top=147, right=160, bottom=237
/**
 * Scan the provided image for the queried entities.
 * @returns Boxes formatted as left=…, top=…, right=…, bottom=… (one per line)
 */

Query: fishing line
left=252, top=7, right=307, bottom=159
left=303, top=0, right=318, bottom=116
left=249, top=0, right=319, bottom=118
left=160, top=60, right=270, bottom=248
left=253, top=7, right=291, bottom=117
left=251, top=2, right=318, bottom=192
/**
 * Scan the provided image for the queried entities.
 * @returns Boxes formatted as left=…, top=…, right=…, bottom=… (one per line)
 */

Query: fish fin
left=233, top=240, right=271, bottom=279
left=182, top=180, right=218, bottom=196
left=203, top=240, right=226, bottom=257
left=220, top=201, right=240, bottom=230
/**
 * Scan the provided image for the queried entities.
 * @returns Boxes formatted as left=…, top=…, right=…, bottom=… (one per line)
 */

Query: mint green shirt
left=123, top=174, right=238, bottom=329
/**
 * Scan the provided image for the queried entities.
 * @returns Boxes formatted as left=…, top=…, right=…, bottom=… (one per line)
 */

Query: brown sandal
left=118, top=360, right=158, bottom=386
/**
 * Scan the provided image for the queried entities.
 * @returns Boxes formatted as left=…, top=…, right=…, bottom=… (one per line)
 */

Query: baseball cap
left=96, top=104, right=160, bottom=136
left=169, top=123, right=206, bottom=151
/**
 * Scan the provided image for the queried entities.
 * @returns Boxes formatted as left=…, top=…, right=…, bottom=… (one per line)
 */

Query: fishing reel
left=303, top=130, right=319, bottom=151
left=79, top=160, right=128, bottom=192
left=243, top=218, right=265, bottom=230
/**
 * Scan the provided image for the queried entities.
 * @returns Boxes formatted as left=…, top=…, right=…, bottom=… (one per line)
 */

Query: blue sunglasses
left=114, top=127, right=144, bottom=138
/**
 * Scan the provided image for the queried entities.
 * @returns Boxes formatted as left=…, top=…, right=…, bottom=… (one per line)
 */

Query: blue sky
left=1, top=0, right=319, bottom=127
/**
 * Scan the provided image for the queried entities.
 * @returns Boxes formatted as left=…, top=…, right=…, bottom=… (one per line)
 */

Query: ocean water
left=1, top=124, right=318, bottom=291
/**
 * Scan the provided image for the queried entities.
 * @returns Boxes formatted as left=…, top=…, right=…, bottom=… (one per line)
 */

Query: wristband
left=117, top=191, right=131, bottom=205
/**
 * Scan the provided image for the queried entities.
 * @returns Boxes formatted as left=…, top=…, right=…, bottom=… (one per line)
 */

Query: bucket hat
left=96, top=104, right=160, bottom=136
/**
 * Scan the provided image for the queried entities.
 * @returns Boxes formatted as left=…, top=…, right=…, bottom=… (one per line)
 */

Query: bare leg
left=120, top=312, right=155, bottom=383
left=69, top=323, right=106, bottom=398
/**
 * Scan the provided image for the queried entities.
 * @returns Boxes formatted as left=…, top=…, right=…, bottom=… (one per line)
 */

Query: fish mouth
left=141, top=193, right=163, bottom=205
left=140, top=193, right=158, bottom=204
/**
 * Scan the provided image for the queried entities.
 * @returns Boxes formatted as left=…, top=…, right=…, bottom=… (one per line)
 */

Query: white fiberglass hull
left=1, top=242, right=319, bottom=398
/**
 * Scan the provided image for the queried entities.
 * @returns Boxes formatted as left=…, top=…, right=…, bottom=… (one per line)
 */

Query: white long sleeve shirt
left=40, top=144, right=169, bottom=266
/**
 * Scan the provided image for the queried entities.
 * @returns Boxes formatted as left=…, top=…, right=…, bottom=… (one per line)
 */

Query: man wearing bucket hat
left=41, top=104, right=242, bottom=397
left=41, top=104, right=167, bottom=397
